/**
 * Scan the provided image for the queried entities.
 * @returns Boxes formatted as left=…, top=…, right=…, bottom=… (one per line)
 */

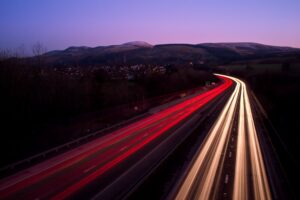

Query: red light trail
left=0, top=76, right=232, bottom=199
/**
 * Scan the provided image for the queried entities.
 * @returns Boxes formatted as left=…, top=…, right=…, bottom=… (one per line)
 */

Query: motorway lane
left=243, top=80, right=271, bottom=200
left=173, top=74, right=271, bottom=200
left=233, top=78, right=247, bottom=200
left=175, top=75, right=240, bottom=200
left=233, top=77, right=271, bottom=200
left=0, top=76, right=232, bottom=199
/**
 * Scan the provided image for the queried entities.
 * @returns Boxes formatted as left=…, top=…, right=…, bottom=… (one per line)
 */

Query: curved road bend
left=174, top=74, right=271, bottom=200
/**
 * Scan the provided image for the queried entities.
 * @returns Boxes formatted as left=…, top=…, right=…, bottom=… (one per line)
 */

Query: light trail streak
left=0, top=77, right=232, bottom=200
left=175, top=75, right=240, bottom=200
left=233, top=79, right=248, bottom=200
left=174, top=74, right=271, bottom=200
left=51, top=77, right=232, bottom=200
left=243, top=82, right=272, bottom=200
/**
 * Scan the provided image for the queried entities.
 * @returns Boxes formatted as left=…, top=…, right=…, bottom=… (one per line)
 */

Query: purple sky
left=1, top=0, right=300, bottom=53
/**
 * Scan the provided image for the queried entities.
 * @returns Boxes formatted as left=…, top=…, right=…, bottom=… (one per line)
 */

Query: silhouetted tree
left=0, top=49, right=11, bottom=61
left=32, top=42, right=47, bottom=74
left=32, top=42, right=46, bottom=57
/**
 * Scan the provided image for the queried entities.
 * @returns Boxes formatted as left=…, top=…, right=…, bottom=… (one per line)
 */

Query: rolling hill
left=43, top=42, right=300, bottom=66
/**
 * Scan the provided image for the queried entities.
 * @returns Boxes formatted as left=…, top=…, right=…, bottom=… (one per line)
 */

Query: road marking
left=224, top=174, right=229, bottom=184
left=83, top=165, right=96, bottom=174
left=143, top=133, right=149, bottom=138
left=120, top=146, right=128, bottom=151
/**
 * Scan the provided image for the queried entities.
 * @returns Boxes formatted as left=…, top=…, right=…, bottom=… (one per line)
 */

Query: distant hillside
left=43, top=42, right=300, bottom=66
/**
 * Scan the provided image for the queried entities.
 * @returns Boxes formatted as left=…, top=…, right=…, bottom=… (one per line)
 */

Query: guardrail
left=0, top=112, right=149, bottom=175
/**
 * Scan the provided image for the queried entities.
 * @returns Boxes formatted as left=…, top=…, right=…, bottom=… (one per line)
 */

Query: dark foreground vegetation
left=0, top=57, right=217, bottom=167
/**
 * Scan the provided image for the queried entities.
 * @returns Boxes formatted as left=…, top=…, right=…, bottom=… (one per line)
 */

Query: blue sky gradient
left=1, top=0, right=300, bottom=52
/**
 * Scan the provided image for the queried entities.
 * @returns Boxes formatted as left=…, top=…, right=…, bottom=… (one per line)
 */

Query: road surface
left=0, top=76, right=232, bottom=199
left=173, top=74, right=271, bottom=200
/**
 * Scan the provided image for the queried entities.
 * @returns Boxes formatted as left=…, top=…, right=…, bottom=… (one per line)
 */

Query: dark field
left=0, top=59, right=217, bottom=167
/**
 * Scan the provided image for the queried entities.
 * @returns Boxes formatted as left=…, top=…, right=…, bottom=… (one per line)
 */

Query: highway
left=173, top=74, right=271, bottom=200
left=0, top=76, right=233, bottom=199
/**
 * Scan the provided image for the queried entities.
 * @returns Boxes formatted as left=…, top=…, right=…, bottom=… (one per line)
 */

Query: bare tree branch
left=32, top=42, right=47, bottom=57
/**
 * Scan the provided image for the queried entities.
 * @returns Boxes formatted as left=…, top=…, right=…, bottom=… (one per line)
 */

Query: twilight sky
left=1, top=0, right=300, bottom=53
